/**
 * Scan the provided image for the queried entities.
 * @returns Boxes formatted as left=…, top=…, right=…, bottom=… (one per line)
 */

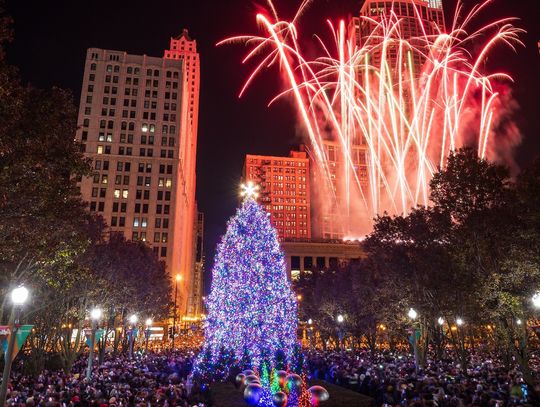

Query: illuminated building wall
left=311, top=0, right=446, bottom=239
left=243, top=150, right=311, bottom=239
left=75, top=30, right=200, bottom=313
left=349, top=0, right=445, bottom=76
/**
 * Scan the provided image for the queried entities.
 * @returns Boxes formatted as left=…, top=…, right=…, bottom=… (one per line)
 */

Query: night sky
left=6, top=0, right=540, bottom=287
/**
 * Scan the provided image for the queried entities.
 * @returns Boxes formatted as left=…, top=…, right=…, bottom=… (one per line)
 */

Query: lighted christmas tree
left=195, top=184, right=298, bottom=379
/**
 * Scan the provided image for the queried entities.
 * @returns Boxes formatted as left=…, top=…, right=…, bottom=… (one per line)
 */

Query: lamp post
left=408, top=308, right=419, bottom=373
left=144, top=318, right=152, bottom=353
left=337, top=314, right=344, bottom=351
left=86, top=308, right=102, bottom=380
left=172, top=274, right=182, bottom=351
left=128, top=314, right=138, bottom=360
left=0, top=286, right=29, bottom=405
left=307, top=318, right=314, bottom=349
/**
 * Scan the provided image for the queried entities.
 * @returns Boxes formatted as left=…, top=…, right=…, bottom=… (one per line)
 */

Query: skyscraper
left=312, top=0, right=446, bottom=240
left=349, top=0, right=445, bottom=76
left=243, top=150, right=311, bottom=239
left=75, top=30, right=200, bottom=313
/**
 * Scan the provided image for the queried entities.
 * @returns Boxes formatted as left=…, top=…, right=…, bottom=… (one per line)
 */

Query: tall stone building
left=75, top=30, right=200, bottom=313
left=312, top=0, right=446, bottom=240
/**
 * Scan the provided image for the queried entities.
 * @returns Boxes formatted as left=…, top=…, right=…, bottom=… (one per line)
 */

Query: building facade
left=281, top=239, right=366, bottom=280
left=349, top=0, right=445, bottom=76
left=75, top=30, right=200, bottom=313
left=243, top=150, right=311, bottom=239
left=312, top=0, right=445, bottom=240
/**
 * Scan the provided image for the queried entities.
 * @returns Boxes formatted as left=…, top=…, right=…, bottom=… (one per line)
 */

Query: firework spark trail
left=221, top=0, right=524, bottom=236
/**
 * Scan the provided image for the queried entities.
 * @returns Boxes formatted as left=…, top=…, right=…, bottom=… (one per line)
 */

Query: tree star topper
left=240, top=181, right=259, bottom=200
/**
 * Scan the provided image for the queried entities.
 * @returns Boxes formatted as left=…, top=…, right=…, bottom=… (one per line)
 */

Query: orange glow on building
left=75, top=29, right=200, bottom=314
left=243, top=150, right=311, bottom=239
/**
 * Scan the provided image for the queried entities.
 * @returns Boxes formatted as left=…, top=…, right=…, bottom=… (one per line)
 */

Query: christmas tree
left=195, top=190, right=298, bottom=378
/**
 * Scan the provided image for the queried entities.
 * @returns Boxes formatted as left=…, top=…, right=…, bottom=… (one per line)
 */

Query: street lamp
left=86, top=308, right=102, bottom=380
left=336, top=315, right=345, bottom=350
left=437, top=317, right=444, bottom=326
left=128, top=314, right=138, bottom=360
left=532, top=292, right=540, bottom=309
left=172, top=274, right=182, bottom=351
left=0, top=286, right=29, bottom=405
left=456, top=317, right=464, bottom=326
left=407, top=308, right=419, bottom=373
left=145, top=318, right=152, bottom=353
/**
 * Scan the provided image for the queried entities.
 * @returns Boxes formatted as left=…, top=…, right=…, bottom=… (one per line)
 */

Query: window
left=160, top=247, right=167, bottom=257
left=114, top=189, right=121, bottom=198
left=122, top=189, right=128, bottom=199
left=154, top=232, right=160, bottom=243
left=133, top=217, right=139, bottom=227
left=141, top=218, right=148, bottom=228
left=119, top=217, right=125, bottom=227
left=97, top=145, right=104, bottom=154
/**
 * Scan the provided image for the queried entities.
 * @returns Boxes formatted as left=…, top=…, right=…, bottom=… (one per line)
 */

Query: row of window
left=104, top=202, right=170, bottom=217
left=264, top=205, right=309, bottom=211
left=90, top=63, right=180, bottom=80
left=277, top=228, right=309, bottom=236
left=94, top=145, right=174, bottom=158
left=249, top=160, right=308, bottom=168
left=271, top=213, right=308, bottom=219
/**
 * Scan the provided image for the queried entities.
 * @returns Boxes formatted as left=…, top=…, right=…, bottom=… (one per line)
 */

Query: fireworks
left=220, top=0, right=523, bottom=236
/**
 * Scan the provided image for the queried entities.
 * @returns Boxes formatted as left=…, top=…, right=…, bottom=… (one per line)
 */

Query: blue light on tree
left=194, top=193, right=299, bottom=379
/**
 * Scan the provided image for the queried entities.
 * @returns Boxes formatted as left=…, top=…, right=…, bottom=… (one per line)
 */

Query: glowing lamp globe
left=456, top=317, right=464, bottom=326
left=437, top=317, right=444, bottom=326
left=129, top=314, right=138, bottom=324
left=337, top=314, right=344, bottom=323
left=90, top=308, right=102, bottom=320
left=532, top=293, right=540, bottom=309
left=408, top=308, right=418, bottom=320
left=11, top=286, right=29, bottom=305
left=145, top=318, right=153, bottom=326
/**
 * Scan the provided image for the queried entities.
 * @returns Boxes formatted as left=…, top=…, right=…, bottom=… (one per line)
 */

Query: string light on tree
left=194, top=195, right=299, bottom=378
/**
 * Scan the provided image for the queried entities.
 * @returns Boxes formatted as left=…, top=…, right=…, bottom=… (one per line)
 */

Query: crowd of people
left=307, top=350, right=537, bottom=407
left=3, top=351, right=199, bottom=407
left=1, top=348, right=538, bottom=406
